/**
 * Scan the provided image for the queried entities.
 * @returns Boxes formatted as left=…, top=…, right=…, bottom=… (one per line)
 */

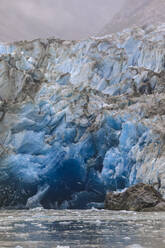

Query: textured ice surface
left=0, top=24, right=165, bottom=208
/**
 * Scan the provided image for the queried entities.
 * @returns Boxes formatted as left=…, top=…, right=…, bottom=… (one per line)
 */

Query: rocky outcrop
left=105, top=183, right=165, bottom=211
left=0, top=24, right=165, bottom=209
left=100, top=0, right=165, bottom=36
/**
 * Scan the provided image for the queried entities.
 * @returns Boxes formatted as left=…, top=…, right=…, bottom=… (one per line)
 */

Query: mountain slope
left=100, top=0, right=165, bottom=35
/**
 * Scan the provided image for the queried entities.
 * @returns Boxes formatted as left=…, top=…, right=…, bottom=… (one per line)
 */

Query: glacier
left=0, top=24, right=165, bottom=209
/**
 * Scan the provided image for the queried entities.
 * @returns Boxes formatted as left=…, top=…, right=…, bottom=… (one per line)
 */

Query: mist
left=0, top=0, right=124, bottom=42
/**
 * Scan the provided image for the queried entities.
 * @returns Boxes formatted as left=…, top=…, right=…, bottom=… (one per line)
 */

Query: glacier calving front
left=0, top=24, right=165, bottom=208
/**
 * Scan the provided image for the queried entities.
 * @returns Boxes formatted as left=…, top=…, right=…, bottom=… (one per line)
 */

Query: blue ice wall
left=0, top=28, right=161, bottom=208
left=0, top=99, right=151, bottom=209
left=101, top=122, right=149, bottom=190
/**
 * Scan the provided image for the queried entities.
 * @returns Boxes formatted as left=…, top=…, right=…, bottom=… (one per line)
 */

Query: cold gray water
left=0, top=208, right=165, bottom=248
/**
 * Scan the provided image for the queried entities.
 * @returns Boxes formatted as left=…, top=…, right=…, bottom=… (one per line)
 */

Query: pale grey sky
left=0, top=0, right=124, bottom=42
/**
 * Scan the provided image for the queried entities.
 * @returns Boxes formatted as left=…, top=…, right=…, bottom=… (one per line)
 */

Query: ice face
left=0, top=24, right=165, bottom=209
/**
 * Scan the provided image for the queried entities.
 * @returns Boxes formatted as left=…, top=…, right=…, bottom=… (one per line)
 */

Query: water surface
left=0, top=208, right=165, bottom=248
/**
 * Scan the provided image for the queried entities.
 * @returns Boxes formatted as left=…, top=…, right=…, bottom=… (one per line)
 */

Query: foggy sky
left=0, top=0, right=124, bottom=42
